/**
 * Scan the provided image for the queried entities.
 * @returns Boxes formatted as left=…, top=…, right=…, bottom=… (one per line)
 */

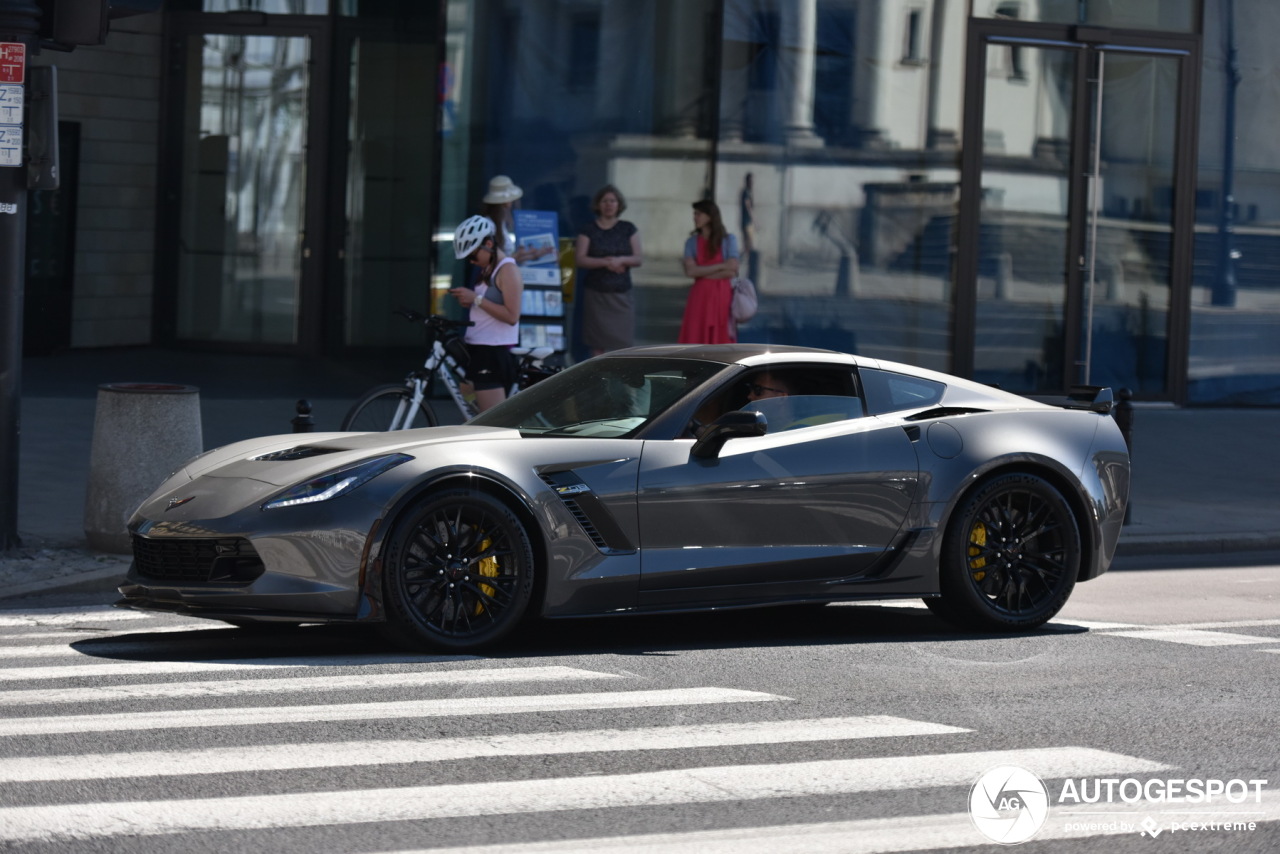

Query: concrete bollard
left=84, top=383, right=203, bottom=554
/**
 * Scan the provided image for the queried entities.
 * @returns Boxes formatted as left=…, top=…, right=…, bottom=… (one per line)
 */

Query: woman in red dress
left=678, top=200, right=740, bottom=344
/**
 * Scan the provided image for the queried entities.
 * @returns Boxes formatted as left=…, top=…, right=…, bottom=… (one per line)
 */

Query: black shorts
left=464, top=344, right=517, bottom=391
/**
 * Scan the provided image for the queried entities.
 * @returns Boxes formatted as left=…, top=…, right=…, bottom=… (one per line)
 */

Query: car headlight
left=261, top=454, right=412, bottom=510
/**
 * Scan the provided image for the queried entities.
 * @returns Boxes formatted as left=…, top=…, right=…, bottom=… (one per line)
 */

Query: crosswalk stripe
left=383, top=791, right=1280, bottom=854
left=0, top=629, right=242, bottom=657
left=0, top=625, right=220, bottom=644
left=1051, top=619, right=1142, bottom=630
left=1078, top=618, right=1280, bottom=635
left=0, top=608, right=156, bottom=628
left=1104, top=629, right=1279, bottom=647
left=1156, top=618, right=1280, bottom=631
left=0, top=687, right=786, bottom=737
left=0, top=715, right=969, bottom=783
left=0, top=652, right=476, bottom=683
left=0, top=665, right=622, bottom=708
left=0, top=747, right=1168, bottom=844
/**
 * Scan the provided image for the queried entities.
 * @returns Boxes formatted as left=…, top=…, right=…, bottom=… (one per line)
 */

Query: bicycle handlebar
left=394, top=306, right=474, bottom=329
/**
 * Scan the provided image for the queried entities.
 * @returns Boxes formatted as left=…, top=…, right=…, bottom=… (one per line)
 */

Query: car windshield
left=470, top=357, right=725, bottom=438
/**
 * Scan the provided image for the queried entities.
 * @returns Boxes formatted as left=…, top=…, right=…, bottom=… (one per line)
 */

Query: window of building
left=903, top=8, right=926, bottom=65
left=567, top=11, right=601, bottom=94
left=976, top=0, right=1196, bottom=32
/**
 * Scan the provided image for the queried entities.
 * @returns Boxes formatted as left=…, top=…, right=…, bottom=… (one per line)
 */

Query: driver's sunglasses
left=743, top=381, right=786, bottom=396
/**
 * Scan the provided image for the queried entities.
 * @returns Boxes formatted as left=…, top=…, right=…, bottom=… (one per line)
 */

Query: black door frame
left=155, top=11, right=336, bottom=356
left=955, top=20, right=1201, bottom=402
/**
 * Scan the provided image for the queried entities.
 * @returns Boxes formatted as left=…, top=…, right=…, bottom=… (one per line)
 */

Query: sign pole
left=0, top=0, right=38, bottom=550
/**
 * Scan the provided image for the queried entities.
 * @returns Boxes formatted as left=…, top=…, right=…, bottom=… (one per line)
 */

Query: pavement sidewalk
left=2, top=348, right=1279, bottom=601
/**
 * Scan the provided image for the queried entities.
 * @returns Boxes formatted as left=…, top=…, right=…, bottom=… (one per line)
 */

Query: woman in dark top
left=575, top=184, right=643, bottom=356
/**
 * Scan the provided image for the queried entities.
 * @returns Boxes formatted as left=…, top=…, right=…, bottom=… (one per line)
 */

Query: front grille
left=132, top=536, right=266, bottom=584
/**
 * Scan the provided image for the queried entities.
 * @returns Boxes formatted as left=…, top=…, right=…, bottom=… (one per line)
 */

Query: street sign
left=0, top=43, right=24, bottom=83
left=0, top=44, right=24, bottom=169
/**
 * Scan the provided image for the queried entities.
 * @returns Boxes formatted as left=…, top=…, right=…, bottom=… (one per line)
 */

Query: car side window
left=859, top=367, right=946, bottom=415
left=690, top=365, right=863, bottom=434
left=744, top=395, right=866, bottom=432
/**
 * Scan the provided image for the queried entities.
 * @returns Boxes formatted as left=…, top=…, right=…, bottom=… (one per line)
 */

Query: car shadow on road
left=67, top=601, right=1087, bottom=662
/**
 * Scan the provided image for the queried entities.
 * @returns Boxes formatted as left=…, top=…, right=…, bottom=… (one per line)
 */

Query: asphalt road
left=0, top=552, right=1277, bottom=853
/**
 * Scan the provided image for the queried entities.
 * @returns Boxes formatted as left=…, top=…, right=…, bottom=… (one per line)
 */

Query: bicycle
left=341, top=307, right=561, bottom=431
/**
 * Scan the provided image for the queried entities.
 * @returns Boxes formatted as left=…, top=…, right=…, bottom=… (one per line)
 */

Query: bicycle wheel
left=341, top=385, right=438, bottom=431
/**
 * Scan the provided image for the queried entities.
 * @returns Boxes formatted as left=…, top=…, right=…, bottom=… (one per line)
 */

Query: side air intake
left=539, top=473, right=635, bottom=554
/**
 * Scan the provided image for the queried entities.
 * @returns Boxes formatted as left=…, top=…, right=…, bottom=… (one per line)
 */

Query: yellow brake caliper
left=474, top=537, right=499, bottom=615
left=968, top=522, right=988, bottom=582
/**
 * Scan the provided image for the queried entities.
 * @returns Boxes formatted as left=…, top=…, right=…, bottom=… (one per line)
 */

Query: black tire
left=935, top=473, right=1081, bottom=630
left=922, top=597, right=963, bottom=623
left=380, top=488, right=536, bottom=651
left=342, top=385, right=438, bottom=431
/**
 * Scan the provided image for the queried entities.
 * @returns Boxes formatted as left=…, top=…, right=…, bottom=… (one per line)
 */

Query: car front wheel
left=380, top=488, right=535, bottom=651
left=935, top=473, right=1081, bottom=630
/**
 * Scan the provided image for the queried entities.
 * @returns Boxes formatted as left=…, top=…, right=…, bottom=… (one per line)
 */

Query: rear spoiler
left=1028, top=386, right=1114, bottom=414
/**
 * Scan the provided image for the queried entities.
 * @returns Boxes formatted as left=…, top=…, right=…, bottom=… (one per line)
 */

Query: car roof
left=602, top=344, right=1044, bottom=408
left=605, top=343, right=856, bottom=366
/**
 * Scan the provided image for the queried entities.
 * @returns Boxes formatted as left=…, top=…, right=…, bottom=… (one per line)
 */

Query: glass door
left=165, top=24, right=329, bottom=351
left=956, top=25, right=1197, bottom=398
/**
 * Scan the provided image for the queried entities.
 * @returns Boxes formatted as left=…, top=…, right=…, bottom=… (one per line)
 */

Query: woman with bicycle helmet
left=449, top=215, right=524, bottom=411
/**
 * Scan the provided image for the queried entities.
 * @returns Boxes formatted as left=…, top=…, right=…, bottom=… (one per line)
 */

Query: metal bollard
left=1114, top=388, right=1134, bottom=524
left=292, top=399, right=315, bottom=433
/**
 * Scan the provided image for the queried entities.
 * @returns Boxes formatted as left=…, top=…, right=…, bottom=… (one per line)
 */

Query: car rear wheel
left=935, top=473, right=1081, bottom=630
left=380, top=488, right=535, bottom=651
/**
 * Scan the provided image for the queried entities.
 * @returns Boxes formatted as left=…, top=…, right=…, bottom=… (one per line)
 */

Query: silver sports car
left=118, top=344, right=1130, bottom=650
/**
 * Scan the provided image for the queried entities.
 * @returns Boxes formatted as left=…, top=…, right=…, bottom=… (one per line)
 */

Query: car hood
left=181, top=426, right=522, bottom=487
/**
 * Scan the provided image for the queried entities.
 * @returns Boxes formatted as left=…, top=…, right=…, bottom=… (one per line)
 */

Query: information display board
left=513, top=209, right=566, bottom=350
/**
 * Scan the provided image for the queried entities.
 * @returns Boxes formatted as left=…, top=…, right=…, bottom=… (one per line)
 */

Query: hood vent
left=252, top=446, right=340, bottom=462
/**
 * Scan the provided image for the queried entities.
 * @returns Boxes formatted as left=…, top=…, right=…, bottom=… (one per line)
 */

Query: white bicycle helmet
left=454, top=215, right=495, bottom=259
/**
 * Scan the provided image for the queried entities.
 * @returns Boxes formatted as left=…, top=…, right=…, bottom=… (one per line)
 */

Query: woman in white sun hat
left=480, top=175, right=523, bottom=255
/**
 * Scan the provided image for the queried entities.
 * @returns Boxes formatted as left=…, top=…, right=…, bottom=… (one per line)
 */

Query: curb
left=0, top=565, right=125, bottom=603
left=1115, top=531, right=1280, bottom=557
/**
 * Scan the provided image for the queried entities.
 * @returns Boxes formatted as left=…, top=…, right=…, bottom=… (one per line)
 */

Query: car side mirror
left=691, top=410, right=767, bottom=459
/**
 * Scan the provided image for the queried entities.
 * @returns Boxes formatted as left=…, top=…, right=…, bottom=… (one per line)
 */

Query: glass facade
left=155, top=0, right=1280, bottom=405
left=445, top=0, right=962, bottom=370
left=1190, top=0, right=1280, bottom=404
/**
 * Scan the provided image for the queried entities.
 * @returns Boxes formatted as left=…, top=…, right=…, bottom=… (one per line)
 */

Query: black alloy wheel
left=933, top=473, right=1081, bottom=630
left=381, top=488, right=535, bottom=651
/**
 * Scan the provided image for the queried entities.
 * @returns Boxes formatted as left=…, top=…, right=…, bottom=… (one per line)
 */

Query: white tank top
left=468, top=256, right=519, bottom=346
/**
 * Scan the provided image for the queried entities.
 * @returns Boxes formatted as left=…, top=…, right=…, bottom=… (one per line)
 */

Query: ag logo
left=969, top=765, right=1049, bottom=844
